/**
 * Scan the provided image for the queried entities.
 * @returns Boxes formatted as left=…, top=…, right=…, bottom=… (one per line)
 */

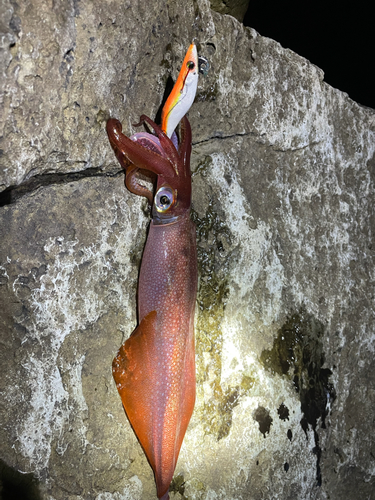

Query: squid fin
left=112, top=311, right=195, bottom=499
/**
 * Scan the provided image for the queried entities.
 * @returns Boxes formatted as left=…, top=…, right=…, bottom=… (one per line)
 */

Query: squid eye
left=155, top=186, right=175, bottom=212
left=187, top=61, right=195, bottom=70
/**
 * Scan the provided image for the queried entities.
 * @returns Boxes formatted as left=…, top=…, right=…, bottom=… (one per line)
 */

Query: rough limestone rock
left=1, top=0, right=374, bottom=499
left=208, top=0, right=250, bottom=22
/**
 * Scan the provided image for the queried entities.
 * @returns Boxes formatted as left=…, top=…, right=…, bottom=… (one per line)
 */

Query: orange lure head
left=161, top=43, right=199, bottom=138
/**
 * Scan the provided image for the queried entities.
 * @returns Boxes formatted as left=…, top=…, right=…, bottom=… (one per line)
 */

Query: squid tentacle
left=125, top=166, right=154, bottom=204
left=178, top=116, right=192, bottom=177
left=107, top=118, right=176, bottom=178
left=135, top=115, right=180, bottom=172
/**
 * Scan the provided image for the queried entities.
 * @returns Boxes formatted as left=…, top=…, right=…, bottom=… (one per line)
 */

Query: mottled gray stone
left=209, top=0, right=250, bottom=22
left=0, top=0, right=374, bottom=499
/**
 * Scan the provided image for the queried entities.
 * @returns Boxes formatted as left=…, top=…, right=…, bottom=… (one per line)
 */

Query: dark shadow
left=0, top=459, right=42, bottom=500
left=259, top=307, right=336, bottom=486
left=154, top=75, right=175, bottom=125
left=243, top=1, right=374, bottom=109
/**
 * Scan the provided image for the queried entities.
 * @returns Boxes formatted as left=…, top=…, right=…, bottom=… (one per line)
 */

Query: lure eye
left=155, top=186, right=175, bottom=213
left=187, top=61, right=195, bottom=70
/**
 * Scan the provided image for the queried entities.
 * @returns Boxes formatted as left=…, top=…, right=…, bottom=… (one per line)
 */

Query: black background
left=243, top=1, right=374, bottom=109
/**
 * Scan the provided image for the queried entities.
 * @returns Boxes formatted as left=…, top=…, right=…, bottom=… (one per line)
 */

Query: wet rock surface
left=1, top=1, right=374, bottom=499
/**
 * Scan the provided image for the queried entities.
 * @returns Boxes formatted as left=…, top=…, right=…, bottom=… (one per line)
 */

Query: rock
left=1, top=0, right=374, bottom=499
left=209, top=0, right=250, bottom=22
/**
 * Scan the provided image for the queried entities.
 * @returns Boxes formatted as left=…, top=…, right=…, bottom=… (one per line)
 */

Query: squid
left=106, top=44, right=199, bottom=500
